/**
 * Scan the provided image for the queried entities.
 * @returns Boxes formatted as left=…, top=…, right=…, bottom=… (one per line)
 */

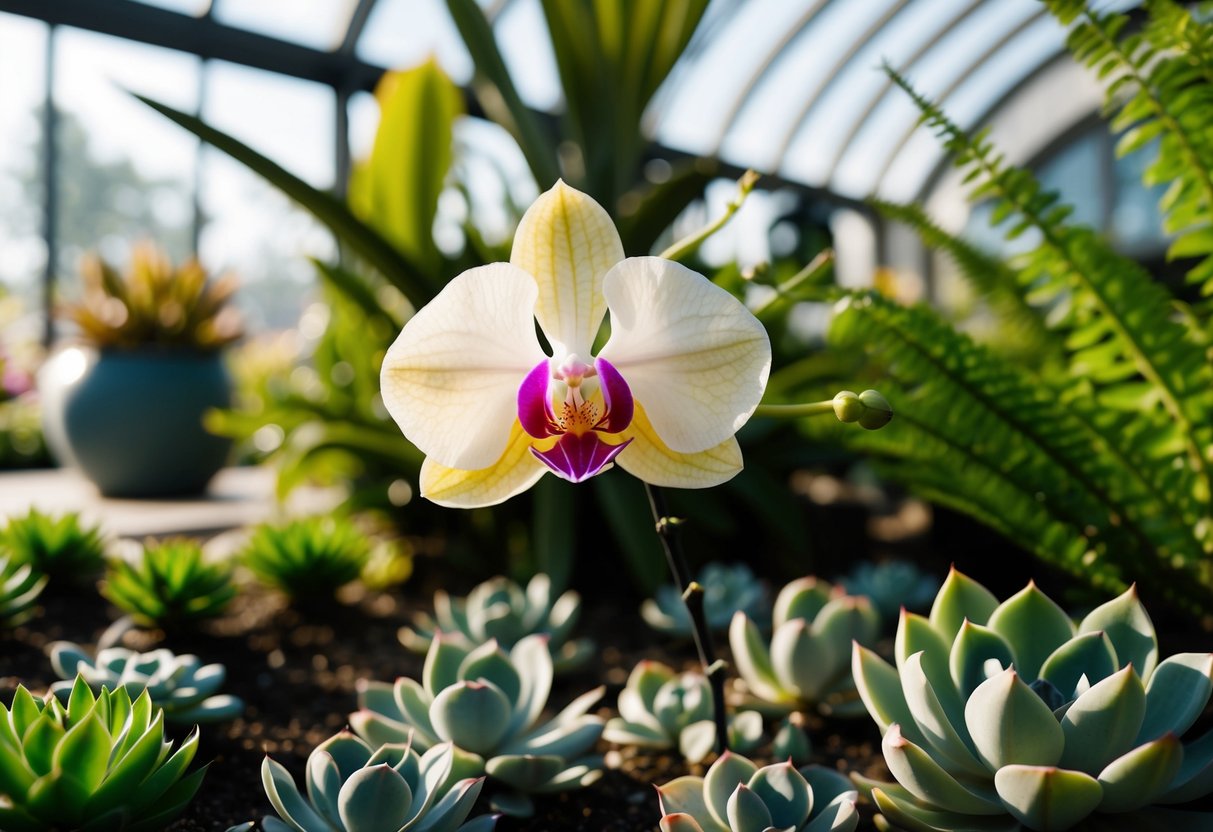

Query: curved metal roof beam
left=707, top=0, right=837, bottom=156
left=868, top=7, right=1049, bottom=199
left=771, top=0, right=915, bottom=169
left=820, top=0, right=989, bottom=183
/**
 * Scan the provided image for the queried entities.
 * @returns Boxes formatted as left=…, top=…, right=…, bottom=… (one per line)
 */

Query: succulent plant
left=65, top=243, right=242, bottom=351
left=239, top=516, right=370, bottom=603
left=853, top=568, right=1213, bottom=831
left=656, top=751, right=859, bottom=832
left=399, top=574, right=593, bottom=672
left=351, top=634, right=604, bottom=816
left=838, top=559, right=939, bottom=625
left=226, top=731, right=496, bottom=832
left=49, top=642, right=245, bottom=724
left=643, top=562, right=769, bottom=636
left=0, top=554, right=47, bottom=628
left=0, top=676, right=206, bottom=831
left=0, top=508, right=107, bottom=587
left=604, top=661, right=763, bottom=763
left=102, top=538, right=236, bottom=630
left=730, top=577, right=880, bottom=717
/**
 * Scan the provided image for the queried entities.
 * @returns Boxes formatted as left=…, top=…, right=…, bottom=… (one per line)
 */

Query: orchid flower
left=380, top=181, right=771, bottom=508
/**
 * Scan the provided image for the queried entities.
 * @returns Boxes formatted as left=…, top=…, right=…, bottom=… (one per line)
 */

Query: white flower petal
left=616, top=405, right=743, bottom=488
left=419, top=423, right=549, bottom=508
left=510, top=180, right=623, bottom=357
left=380, top=263, right=546, bottom=470
left=599, top=257, right=771, bottom=454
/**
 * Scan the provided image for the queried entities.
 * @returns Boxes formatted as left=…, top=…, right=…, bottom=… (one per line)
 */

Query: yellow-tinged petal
left=599, top=257, right=771, bottom=454
left=510, top=180, right=624, bottom=357
left=380, top=263, right=547, bottom=471
left=616, top=404, right=743, bottom=488
left=420, top=423, right=553, bottom=508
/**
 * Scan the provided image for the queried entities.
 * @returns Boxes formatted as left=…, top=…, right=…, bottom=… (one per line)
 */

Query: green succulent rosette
left=657, top=751, right=859, bottom=832
left=351, top=633, right=604, bottom=817
left=0, top=554, right=47, bottom=628
left=643, top=562, right=770, bottom=636
left=604, top=660, right=763, bottom=764
left=49, top=642, right=244, bottom=724
left=839, top=559, right=939, bottom=625
left=102, top=538, right=236, bottom=631
left=239, top=516, right=370, bottom=603
left=730, top=576, right=880, bottom=717
left=399, top=574, right=593, bottom=672
left=0, top=508, right=107, bottom=587
left=853, top=567, right=1213, bottom=831
left=225, top=731, right=495, bottom=832
left=0, top=676, right=206, bottom=831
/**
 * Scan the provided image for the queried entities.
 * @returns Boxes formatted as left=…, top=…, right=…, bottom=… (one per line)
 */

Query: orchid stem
left=644, top=482, right=730, bottom=754
left=753, top=400, right=835, bottom=418
left=659, top=170, right=759, bottom=264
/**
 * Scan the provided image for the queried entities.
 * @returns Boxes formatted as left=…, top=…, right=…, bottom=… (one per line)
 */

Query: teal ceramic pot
left=39, top=346, right=233, bottom=497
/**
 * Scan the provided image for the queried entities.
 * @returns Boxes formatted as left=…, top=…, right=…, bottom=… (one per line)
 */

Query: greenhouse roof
left=3, top=0, right=1135, bottom=207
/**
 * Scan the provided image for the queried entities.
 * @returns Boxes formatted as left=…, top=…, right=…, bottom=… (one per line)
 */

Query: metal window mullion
left=41, top=24, right=57, bottom=347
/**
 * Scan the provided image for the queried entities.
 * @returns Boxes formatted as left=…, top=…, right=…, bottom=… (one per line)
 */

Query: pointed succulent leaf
left=803, top=794, right=859, bottom=832
left=771, top=619, right=832, bottom=701
left=393, top=678, right=439, bottom=745
left=338, top=765, right=413, bottom=832
left=431, top=682, right=512, bottom=756
left=896, top=612, right=965, bottom=725
left=870, top=787, right=1020, bottom=832
left=349, top=709, right=413, bottom=750
left=1058, top=666, right=1146, bottom=774
left=853, top=643, right=926, bottom=747
left=409, top=776, right=484, bottom=832
left=986, top=583, right=1074, bottom=681
left=632, top=661, right=678, bottom=711
left=774, top=577, right=832, bottom=626
left=772, top=715, right=812, bottom=766
left=528, top=757, right=603, bottom=793
left=881, top=724, right=1003, bottom=815
left=900, top=652, right=986, bottom=777
left=965, top=669, right=1064, bottom=769
left=485, top=754, right=564, bottom=790
left=704, top=752, right=760, bottom=829
left=22, top=712, right=65, bottom=777
left=730, top=612, right=785, bottom=704
left=262, top=755, right=330, bottom=832
left=812, top=596, right=881, bottom=659
left=422, top=637, right=469, bottom=698
left=800, top=766, right=856, bottom=809
left=679, top=721, right=717, bottom=764
left=950, top=621, right=1015, bottom=700
left=304, top=750, right=343, bottom=827
left=929, top=568, right=999, bottom=642
left=746, top=761, right=812, bottom=827
left=1038, top=631, right=1119, bottom=699
left=508, top=635, right=554, bottom=735
left=53, top=711, right=111, bottom=793
left=1158, top=727, right=1213, bottom=804
left=603, top=717, right=669, bottom=748
left=312, top=731, right=373, bottom=786
left=726, top=784, right=773, bottom=832
left=457, top=641, right=522, bottom=704
left=1136, top=653, right=1213, bottom=744
left=505, top=714, right=602, bottom=759
left=728, top=710, right=764, bottom=754
left=1078, top=587, right=1158, bottom=679
left=993, top=765, right=1103, bottom=830
left=1097, top=733, right=1183, bottom=813
left=660, top=813, right=706, bottom=832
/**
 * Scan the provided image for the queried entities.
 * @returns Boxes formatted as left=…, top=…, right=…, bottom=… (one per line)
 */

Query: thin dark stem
left=644, top=482, right=730, bottom=754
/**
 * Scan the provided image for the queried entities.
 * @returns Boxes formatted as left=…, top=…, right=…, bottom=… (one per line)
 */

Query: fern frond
left=886, top=63, right=1213, bottom=501
left=828, top=291, right=1213, bottom=611
left=869, top=198, right=1062, bottom=367
left=1048, top=0, right=1213, bottom=312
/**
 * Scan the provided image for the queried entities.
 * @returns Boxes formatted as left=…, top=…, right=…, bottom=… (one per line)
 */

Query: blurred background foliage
left=123, top=0, right=1213, bottom=617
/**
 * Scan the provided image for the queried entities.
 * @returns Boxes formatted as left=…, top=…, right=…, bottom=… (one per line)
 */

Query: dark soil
left=1, top=571, right=889, bottom=832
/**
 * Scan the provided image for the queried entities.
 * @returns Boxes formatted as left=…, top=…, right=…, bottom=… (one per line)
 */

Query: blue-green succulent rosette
left=853, top=567, right=1213, bottom=831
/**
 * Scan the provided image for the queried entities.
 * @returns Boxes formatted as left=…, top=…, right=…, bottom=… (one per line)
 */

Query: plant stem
left=643, top=482, right=730, bottom=754
left=753, top=400, right=835, bottom=419
left=659, top=170, right=759, bottom=263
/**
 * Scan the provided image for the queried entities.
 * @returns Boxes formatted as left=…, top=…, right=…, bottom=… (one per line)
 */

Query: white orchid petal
left=599, top=257, right=771, bottom=454
left=420, top=424, right=549, bottom=508
left=510, top=180, right=624, bottom=357
left=380, top=263, right=546, bottom=470
left=617, top=405, right=743, bottom=488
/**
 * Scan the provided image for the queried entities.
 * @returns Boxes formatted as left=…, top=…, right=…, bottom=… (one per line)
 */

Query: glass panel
left=52, top=28, right=199, bottom=294
left=1111, top=138, right=1167, bottom=254
left=200, top=62, right=336, bottom=331
left=0, top=13, right=48, bottom=309
left=655, top=0, right=825, bottom=156
left=358, top=0, right=473, bottom=79
left=829, top=0, right=1041, bottom=197
left=214, top=0, right=356, bottom=51
left=1038, top=130, right=1106, bottom=230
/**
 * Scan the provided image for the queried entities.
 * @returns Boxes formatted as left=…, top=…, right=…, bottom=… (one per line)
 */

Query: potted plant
left=38, top=243, right=243, bottom=497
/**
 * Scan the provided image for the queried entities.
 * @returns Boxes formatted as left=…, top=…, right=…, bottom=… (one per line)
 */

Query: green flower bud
left=857, top=389, right=892, bottom=430
left=832, top=390, right=863, bottom=423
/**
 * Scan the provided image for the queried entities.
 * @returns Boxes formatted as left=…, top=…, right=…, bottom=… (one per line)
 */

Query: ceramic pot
left=39, top=346, right=232, bottom=497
